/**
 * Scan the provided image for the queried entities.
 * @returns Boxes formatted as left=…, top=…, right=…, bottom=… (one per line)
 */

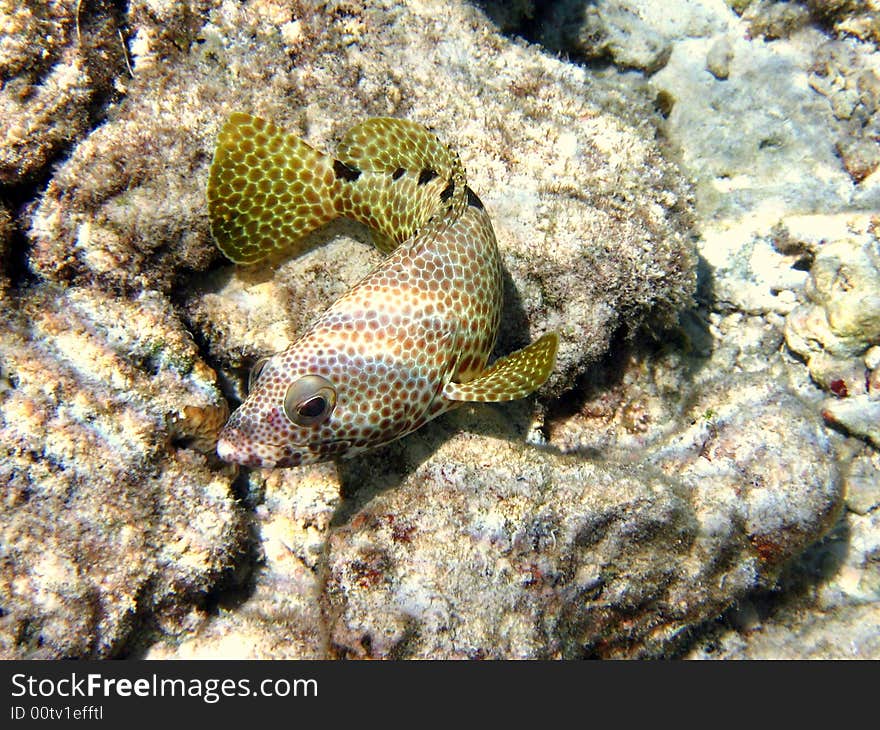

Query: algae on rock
left=0, top=285, right=243, bottom=658
left=0, top=0, right=130, bottom=186
left=1, top=0, right=860, bottom=660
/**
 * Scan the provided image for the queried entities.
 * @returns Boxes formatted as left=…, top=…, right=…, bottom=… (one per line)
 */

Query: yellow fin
left=443, top=332, right=559, bottom=402
left=334, top=118, right=467, bottom=249
left=337, top=118, right=457, bottom=175
left=207, top=113, right=340, bottom=264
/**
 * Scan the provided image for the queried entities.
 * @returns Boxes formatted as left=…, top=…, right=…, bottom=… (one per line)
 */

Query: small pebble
left=706, top=36, right=734, bottom=80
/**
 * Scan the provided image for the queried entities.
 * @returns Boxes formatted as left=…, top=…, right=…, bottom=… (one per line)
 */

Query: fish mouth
left=216, top=427, right=351, bottom=467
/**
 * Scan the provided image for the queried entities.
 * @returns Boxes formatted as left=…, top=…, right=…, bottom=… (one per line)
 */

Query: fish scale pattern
left=208, top=114, right=557, bottom=468
left=207, top=113, right=338, bottom=264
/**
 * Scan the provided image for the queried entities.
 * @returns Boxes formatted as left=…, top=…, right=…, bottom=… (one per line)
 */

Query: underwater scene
left=1, top=0, right=878, bottom=659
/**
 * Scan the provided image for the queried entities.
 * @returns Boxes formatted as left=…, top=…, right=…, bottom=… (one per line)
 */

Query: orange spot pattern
left=209, top=115, right=555, bottom=467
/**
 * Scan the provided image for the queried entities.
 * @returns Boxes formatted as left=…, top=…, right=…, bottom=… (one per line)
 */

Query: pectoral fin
left=443, top=332, right=558, bottom=402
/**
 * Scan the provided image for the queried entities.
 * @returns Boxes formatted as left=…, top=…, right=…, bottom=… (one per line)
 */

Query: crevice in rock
left=1, top=180, right=43, bottom=290
left=168, top=270, right=248, bottom=410
left=200, top=516, right=264, bottom=616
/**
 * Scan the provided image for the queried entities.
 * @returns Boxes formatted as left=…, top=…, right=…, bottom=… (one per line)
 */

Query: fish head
left=215, top=336, right=430, bottom=468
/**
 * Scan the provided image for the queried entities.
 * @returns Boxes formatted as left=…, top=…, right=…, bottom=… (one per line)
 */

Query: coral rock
left=0, top=284, right=242, bottom=658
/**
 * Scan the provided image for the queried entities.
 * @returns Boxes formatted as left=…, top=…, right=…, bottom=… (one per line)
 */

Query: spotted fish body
left=208, top=113, right=557, bottom=467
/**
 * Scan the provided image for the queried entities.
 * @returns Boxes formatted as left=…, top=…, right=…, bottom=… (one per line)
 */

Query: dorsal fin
left=332, top=118, right=468, bottom=249
left=337, top=118, right=458, bottom=176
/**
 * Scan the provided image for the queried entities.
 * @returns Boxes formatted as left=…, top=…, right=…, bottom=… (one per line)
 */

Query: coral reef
left=1, top=0, right=873, bottom=659
left=686, top=443, right=880, bottom=659
left=0, top=0, right=127, bottom=186
left=147, top=464, right=338, bottom=659
left=2, top=0, right=700, bottom=659
left=0, top=284, right=243, bottom=658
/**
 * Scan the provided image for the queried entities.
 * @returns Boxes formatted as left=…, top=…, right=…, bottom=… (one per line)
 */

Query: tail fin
left=207, top=113, right=340, bottom=264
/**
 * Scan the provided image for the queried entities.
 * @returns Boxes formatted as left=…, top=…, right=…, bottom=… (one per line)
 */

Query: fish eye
left=248, top=357, right=270, bottom=391
left=283, top=375, right=337, bottom=426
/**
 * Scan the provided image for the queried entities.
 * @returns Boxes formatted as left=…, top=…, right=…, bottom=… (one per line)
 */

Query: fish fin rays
left=335, top=118, right=466, bottom=253
left=337, top=118, right=455, bottom=174
left=443, top=332, right=559, bottom=402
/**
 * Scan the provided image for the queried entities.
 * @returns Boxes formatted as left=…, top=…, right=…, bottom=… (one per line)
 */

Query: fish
left=207, top=113, right=558, bottom=467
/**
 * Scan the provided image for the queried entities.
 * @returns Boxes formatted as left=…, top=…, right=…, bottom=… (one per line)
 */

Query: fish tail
left=207, top=113, right=343, bottom=264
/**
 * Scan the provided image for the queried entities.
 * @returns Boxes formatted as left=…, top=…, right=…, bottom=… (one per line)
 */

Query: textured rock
left=807, top=36, right=880, bottom=201
left=740, top=0, right=812, bottom=39
left=0, top=285, right=244, bottom=659
left=322, top=371, right=840, bottom=659
left=823, top=396, right=880, bottom=448
left=0, top=0, right=128, bottom=186
left=805, top=0, right=880, bottom=43
left=484, top=0, right=880, bottom=660
left=651, top=29, right=855, bottom=222
left=685, top=449, right=880, bottom=659
left=845, top=448, right=880, bottom=515
left=706, top=36, right=734, bottom=79
left=147, top=465, right=337, bottom=660
left=781, top=214, right=880, bottom=446
left=538, top=0, right=732, bottom=72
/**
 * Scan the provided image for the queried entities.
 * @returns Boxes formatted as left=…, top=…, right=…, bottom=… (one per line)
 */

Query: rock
left=645, top=18, right=880, bottom=374
left=538, top=0, right=733, bottom=73
left=0, top=0, right=128, bottom=186
left=807, top=37, right=880, bottom=204
left=147, top=465, right=338, bottom=660
left=321, top=371, right=840, bottom=659
left=837, top=135, right=880, bottom=183
left=782, top=214, right=880, bottom=445
left=685, top=472, right=880, bottom=659
left=845, top=448, right=880, bottom=515
left=806, top=0, right=880, bottom=43
left=823, top=396, right=880, bottom=448
left=706, top=36, right=734, bottom=79
left=651, top=28, right=854, bottom=223
left=0, top=284, right=244, bottom=659
left=741, top=0, right=812, bottom=39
